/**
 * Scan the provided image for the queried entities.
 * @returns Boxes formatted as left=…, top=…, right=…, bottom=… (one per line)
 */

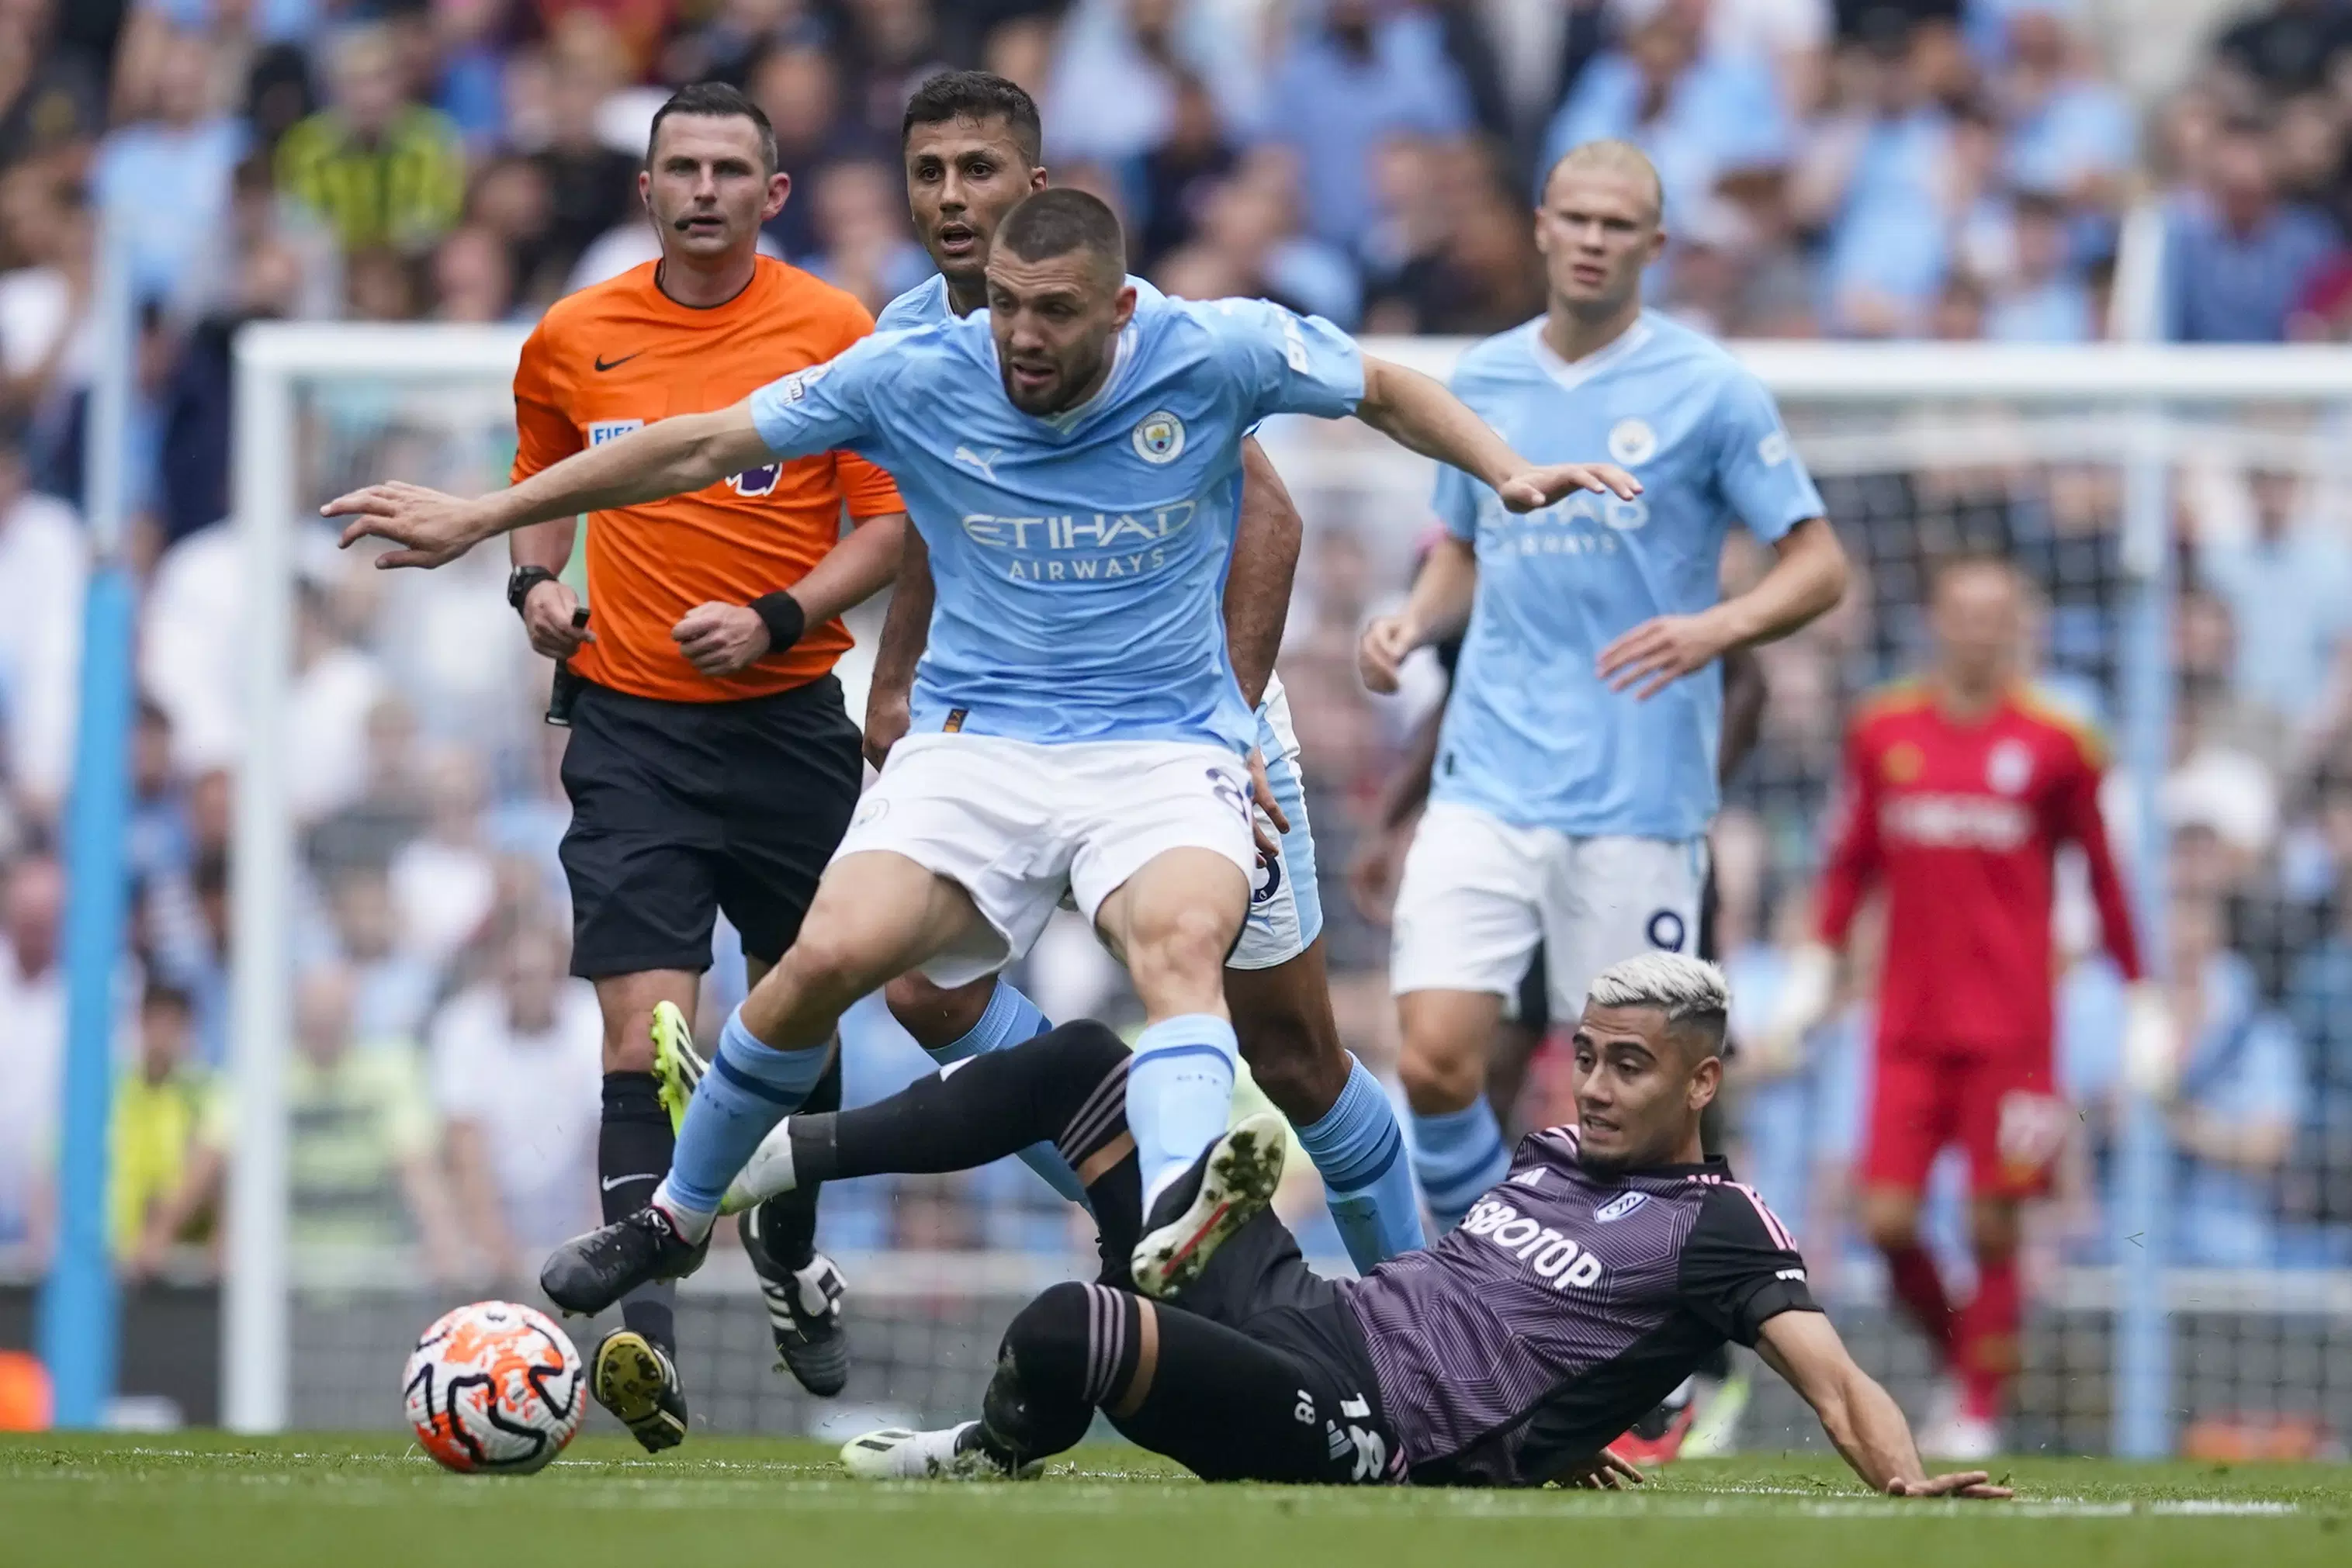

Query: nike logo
left=594, top=351, right=645, bottom=372
left=952, top=445, right=1002, bottom=482
left=601, top=1173, right=661, bottom=1191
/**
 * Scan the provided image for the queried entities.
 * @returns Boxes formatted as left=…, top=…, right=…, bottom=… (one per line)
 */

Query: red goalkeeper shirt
left=1813, top=680, right=2142, bottom=1055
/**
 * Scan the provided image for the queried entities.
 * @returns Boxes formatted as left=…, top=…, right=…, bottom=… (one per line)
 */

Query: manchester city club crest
left=1132, top=410, right=1186, bottom=464
left=1608, top=417, right=1657, bottom=466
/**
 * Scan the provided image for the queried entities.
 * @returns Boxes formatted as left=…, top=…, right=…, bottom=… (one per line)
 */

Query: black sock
left=601, top=1071, right=677, bottom=1353
left=750, top=1045, right=840, bottom=1272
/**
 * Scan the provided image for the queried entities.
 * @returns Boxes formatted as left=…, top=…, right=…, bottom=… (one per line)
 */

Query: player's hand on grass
left=324, top=482, right=494, bottom=568
left=1497, top=462, right=1642, bottom=513
left=1886, top=1471, right=2012, bottom=1500
left=1550, top=1447, right=1644, bottom=1490
left=1246, top=748, right=1289, bottom=861
left=1597, top=609, right=1734, bottom=701
left=521, top=578, right=594, bottom=659
left=673, top=601, right=771, bottom=678
left=1359, top=613, right=1416, bottom=694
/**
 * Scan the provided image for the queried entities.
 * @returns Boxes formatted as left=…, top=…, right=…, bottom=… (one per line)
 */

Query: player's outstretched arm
left=325, top=400, right=778, bottom=569
left=1757, top=1310, right=2012, bottom=1500
left=1354, top=355, right=1640, bottom=513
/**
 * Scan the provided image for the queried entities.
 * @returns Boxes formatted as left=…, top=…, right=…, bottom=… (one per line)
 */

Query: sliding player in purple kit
left=728, top=953, right=2006, bottom=1497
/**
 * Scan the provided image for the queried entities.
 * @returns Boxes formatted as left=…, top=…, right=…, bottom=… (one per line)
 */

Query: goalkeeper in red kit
left=1758, top=555, right=2166, bottom=1458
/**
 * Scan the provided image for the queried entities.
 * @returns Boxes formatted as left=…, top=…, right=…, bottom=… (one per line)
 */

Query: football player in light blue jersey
left=854, top=71, right=1429, bottom=1279
left=326, top=186, right=1639, bottom=1313
left=1359, top=139, right=1849, bottom=1232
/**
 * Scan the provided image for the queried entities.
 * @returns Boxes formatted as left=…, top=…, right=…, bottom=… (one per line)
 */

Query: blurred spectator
left=0, top=165, right=92, bottom=423
left=1044, top=0, right=1265, bottom=165
left=287, top=585, right=388, bottom=827
left=0, top=433, right=83, bottom=819
left=2162, top=120, right=2341, bottom=343
left=749, top=36, right=871, bottom=262
left=1994, top=5, right=2130, bottom=213
left=0, top=852, right=63, bottom=1257
left=2213, top=0, right=2352, bottom=97
left=325, top=862, right=438, bottom=1046
left=428, top=924, right=601, bottom=1277
left=434, top=0, right=515, bottom=153
left=1813, top=20, right=1956, bottom=336
left=1134, top=70, right=1235, bottom=270
left=528, top=61, right=637, bottom=286
left=2196, top=467, right=2352, bottom=723
left=1541, top=0, right=1791, bottom=226
left=802, top=157, right=931, bottom=312
left=1263, top=0, right=1474, bottom=249
left=275, top=24, right=466, bottom=256
left=1162, top=152, right=1361, bottom=327
left=0, top=3, right=106, bottom=170
left=309, top=694, right=432, bottom=874
left=282, top=961, right=463, bottom=1274
left=390, top=746, right=498, bottom=964
left=92, top=25, right=248, bottom=321
left=2160, top=896, right=2302, bottom=1266
left=1983, top=189, right=2094, bottom=341
left=113, top=980, right=223, bottom=1275
left=430, top=223, right=517, bottom=320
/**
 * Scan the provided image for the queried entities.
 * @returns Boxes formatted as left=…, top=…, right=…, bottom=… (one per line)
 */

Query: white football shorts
left=832, top=732, right=1256, bottom=988
left=1389, top=801, right=1709, bottom=1024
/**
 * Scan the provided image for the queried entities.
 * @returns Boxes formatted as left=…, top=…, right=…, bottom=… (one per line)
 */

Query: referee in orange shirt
left=504, top=83, right=906, bottom=1449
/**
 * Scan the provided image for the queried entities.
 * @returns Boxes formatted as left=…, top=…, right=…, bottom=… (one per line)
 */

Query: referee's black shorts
left=557, top=675, right=862, bottom=978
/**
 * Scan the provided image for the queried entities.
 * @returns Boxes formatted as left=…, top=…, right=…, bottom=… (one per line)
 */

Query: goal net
left=218, top=326, right=2352, bottom=1458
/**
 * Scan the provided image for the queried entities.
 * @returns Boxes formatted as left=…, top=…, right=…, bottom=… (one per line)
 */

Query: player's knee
left=999, top=1281, right=1096, bottom=1401
left=883, top=970, right=990, bottom=1048
left=1969, top=1200, right=2021, bottom=1259
left=778, top=926, right=882, bottom=1007
left=1397, top=1033, right=1482, bottom=1114
left=1859, top=1192, right=1923, bottom=1253
left=1128, top=905, right=1235, bottom=994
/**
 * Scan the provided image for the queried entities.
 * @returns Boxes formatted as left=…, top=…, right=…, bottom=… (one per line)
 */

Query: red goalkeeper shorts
left=1859, top=1042, right=2070, bottom=1199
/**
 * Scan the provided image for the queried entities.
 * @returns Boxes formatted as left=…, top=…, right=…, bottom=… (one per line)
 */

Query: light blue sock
left=1297, top=1055, right=1425, bottom=1272
left=1412, top=1099, right=1511, bottom=1234
left=1128, top=1013, right=1238, bottom=1207
left=665, top=1008, right=833, bottom=1222
left=920, top=978, right=1086, bottom=1206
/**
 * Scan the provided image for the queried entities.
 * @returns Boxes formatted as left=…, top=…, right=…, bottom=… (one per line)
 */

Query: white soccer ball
left=403, top=1300, right=585, bottom=1474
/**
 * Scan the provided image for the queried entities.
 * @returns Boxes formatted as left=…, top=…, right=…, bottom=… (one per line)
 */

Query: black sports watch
left=507, top=564, right=560, bottom=615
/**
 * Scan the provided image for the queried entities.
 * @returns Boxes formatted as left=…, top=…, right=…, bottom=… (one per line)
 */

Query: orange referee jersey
left=511, top=256, right=906, bottom=704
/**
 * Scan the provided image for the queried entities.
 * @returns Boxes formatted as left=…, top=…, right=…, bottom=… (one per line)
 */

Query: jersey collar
left=1527, top=313, right=1654, bottom=391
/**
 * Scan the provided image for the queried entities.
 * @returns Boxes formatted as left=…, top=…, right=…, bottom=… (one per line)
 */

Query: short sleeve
left=1199, top=298, right=1365, bottom=425
left=1432, top=454, right=1480, bottom=540
left=1709, top=369, right=1823, bottom=545
left=746, top=334, right=895, bottom=461
left=1678, top=1183, right=1820, bottom=1345
left=510, top=320, right=580, bottom=484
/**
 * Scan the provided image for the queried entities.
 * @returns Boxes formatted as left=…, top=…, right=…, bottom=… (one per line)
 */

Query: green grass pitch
left=6, top=1433, right=2349, bottom=1568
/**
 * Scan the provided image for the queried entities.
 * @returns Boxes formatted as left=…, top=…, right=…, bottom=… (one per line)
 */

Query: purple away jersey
left=1342, top=1125, right=1815, bottom=1486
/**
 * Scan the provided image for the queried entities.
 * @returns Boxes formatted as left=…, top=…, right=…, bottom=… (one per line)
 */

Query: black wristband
left=506, top=564, right=559, bottom=615
left=749, top=591, right=806, bottom=652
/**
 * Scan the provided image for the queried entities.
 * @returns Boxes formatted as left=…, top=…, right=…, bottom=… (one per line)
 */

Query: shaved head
left=1540, top=138, right=1665, bottom=225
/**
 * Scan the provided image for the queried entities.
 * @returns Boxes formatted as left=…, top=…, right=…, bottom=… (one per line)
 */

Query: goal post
left=227, top=324, right=2352, bottom=1450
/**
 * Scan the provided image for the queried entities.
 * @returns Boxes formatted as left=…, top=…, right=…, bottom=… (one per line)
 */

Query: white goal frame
left=227, top=323, right=2352, bottom=1437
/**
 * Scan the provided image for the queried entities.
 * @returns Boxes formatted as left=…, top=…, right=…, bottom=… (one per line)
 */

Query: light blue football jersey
left=1430, top=310, right=1825, bottom=839
left=748, top=294, right=1364, bottom=752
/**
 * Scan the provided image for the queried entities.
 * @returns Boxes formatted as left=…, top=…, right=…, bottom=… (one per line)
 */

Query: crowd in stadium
left=7, top=0, right=2352, bottom=1304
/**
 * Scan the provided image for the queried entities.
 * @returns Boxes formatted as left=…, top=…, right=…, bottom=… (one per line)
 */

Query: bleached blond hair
left=1539, top=138, right=1665, bottom=223
left=1586, top=952, right=1730, bottom=1031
